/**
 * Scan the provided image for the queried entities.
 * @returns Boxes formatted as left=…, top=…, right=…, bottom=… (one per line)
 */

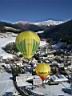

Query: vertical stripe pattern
left=16, top=31, right=40, bottom=59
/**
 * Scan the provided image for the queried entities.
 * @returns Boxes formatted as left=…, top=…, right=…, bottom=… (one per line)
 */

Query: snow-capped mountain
left=0, top=19, right=66, bottom=33
left=16, top=20, right=64, bottom=26
left=34, top=20, right=64, bottom=26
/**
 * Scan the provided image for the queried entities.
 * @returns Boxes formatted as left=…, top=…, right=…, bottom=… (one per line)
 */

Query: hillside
left=38, top=20, right=72, bottom=43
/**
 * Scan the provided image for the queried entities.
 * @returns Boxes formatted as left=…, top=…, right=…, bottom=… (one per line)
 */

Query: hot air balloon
left=35, top=63, right=51, bottom=81
left=16, top=31, right=40, bottom=59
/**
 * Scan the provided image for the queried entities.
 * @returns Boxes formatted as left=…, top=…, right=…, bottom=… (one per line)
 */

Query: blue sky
left=0, top=0, right=72, bottom=22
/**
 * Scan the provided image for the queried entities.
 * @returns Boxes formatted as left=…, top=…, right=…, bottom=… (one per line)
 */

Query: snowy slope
left=0, top=33, right=17, bottom=59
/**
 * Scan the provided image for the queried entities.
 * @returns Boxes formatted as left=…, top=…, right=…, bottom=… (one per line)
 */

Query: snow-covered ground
left=0, top=33, right=17, bottom=59
left=0, top=33, right=19, bottom=95
left=32, top=82, right=71, bottom=96
left=0, top=71, right=18, bottom=96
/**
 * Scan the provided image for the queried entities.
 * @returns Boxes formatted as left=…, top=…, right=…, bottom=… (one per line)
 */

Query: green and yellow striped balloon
left=16, top=31, right=40, bottom=59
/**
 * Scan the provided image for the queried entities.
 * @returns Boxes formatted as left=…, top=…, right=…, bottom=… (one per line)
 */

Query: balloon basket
left=42, top=80, right=46, bottom=88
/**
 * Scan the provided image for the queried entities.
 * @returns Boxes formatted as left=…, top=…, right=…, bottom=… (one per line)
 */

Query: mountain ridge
left=0, top=19, right=64, bottom=33
left=0, top=19, right=72, bottom=43
left=15, top=20, right=64, bottom=26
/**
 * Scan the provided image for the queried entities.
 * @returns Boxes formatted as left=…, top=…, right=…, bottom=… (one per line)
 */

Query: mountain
left=15, top=20, right=63, bottom=31
left=0, top=19, right=72, bottom=43
left=16, top=20, right=63, bottom=26
left=0, top=20, right=63, bottom=33
left=38, top=20, right=72, bottom=43
left=13, top=20, right=64, bottom=32
left=0, top=21, right=21, bottom=33
left=0, top=21, right=48, bottom=33
left=34, top=20, right=63, bottom=26
left=15, top=22, right=45, bottom=32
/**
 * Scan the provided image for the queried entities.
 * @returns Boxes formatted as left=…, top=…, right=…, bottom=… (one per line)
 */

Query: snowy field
left=0, top=33, right=19, bottom=95
left=0, top=33, right=17, bottom=59
left=0, top=72, right=18, bottom=96
left=32, top=82, right=71, bottom=96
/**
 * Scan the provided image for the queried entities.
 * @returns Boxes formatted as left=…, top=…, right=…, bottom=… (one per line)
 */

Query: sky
left=0, top=0, right=72, bottom=22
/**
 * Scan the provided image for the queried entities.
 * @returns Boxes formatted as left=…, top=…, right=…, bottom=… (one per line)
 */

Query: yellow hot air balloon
left=35, top=63, right=51, bottom=81
left=16, top=31, right=40, bottom=59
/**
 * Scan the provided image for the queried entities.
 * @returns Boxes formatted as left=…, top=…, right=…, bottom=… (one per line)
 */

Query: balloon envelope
left=16, top=31, right=40, bottom=59
left=36, top=63, right=51, bottom=81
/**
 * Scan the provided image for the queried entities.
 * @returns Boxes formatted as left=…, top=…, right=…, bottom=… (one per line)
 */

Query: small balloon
left=36, top=63, right=51, bottom=81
